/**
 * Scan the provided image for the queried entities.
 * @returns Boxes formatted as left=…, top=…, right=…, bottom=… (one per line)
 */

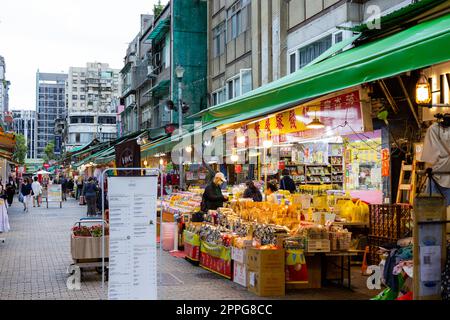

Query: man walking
left=31, top=177, right=42, bottom=207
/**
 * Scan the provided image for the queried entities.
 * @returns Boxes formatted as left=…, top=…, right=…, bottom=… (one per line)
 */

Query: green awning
left=202, top=13, right=450, bottom=123
left=146, top=17, right=170, bottom=44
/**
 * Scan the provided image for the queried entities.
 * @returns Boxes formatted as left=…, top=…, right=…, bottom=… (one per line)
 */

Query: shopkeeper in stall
left=265, top=182, right=279, bottom=204
left=201, top=172, right=229, bottom=212
left=280, top=169, right=296, bottom=193
left=243, top=180, right=263, bottom=202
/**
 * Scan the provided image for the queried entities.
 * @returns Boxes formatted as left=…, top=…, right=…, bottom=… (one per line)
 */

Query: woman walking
left=83, top=177, right=98, bottom=217
left=5, top=180, right=16, bottom=207
left=21, top=178, right=33, bottom=212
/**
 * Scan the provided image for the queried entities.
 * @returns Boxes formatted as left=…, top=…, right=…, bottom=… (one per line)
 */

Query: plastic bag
left=339, top=200, right=355, bottom=222
left=18, top=193, right=24, bottom=203
left=354, top=200, right=369, bottom=223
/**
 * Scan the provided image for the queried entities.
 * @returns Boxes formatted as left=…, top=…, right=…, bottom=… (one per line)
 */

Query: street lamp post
left=175, top=65, right=185, bottom=190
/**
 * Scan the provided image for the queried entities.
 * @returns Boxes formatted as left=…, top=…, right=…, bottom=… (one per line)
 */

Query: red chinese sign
left=381, top=148, right=390, bottom=177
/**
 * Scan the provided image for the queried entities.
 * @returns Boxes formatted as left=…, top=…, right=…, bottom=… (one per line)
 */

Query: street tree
left=44, top=141, right=56, bottom=163
left=13, top=134, right=27, bottom=165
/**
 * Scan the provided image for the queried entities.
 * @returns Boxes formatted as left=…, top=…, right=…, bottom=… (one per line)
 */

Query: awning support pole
left=397, top=76, right=421, bottom=129
left=378, top=80, right=399, bottom=114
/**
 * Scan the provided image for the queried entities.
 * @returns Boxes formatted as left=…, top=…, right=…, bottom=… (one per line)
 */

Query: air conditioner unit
left=147, top=66, right=156, bottom=78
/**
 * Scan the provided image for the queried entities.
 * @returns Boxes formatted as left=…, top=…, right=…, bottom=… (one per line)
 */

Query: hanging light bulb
left=159, top=159, right=164, bottom=166
left=143, top=160, right=148, bottom=167
left=416, top=71, right=432, bottom=104
left=185, top=146, right=192, bottom=153
left=306, top=110, right=325, bottom=129
left=237, top=135, right=246, bottom=144
left=263, top=139, right=273, bottom=149
left=230, top=148, right=239, bottom=162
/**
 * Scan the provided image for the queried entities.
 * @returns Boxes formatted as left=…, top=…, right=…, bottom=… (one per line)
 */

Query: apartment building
left=36, top=72, right=68, bottom=159
left=65, top=62, right=121, bottom=151
left=12, top=110, right=38, bottom=159
left=207, top=0, right=414, bottom=107
left=120, top=0, right=207, bottom=136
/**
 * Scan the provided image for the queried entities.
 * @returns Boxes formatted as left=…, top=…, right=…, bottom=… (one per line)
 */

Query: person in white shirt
left=422, top=115, right=450, bottom=206
left=264, top=182, right=280, bottom=204
left=31, top=177, right=43, bottom=207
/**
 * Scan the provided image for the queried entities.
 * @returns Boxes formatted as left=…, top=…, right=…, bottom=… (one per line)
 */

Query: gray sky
left=0, top=0, right=167, bottom=110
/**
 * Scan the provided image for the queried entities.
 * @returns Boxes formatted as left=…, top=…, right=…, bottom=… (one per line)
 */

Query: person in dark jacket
left=243, top=180, right=263, bottom=202
left=5, top=180, right=16, bottom=207
left=83, top=177, right=99, bottom=217
left=21, top=178, right=33, bottom=212
left=201, top=172, right=228, bottom=212
left=280, top=169, right=296, bottom=193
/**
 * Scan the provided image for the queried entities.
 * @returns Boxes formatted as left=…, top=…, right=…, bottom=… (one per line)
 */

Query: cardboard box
left=233, top=261, right=247, bottom=287
left=71, top=236, right=109, bottom=260
left=246, top=248, right=285, bottom=272
left=232, top=247, right=247, bottom=264
left=247, top=270, right=285, bottom=297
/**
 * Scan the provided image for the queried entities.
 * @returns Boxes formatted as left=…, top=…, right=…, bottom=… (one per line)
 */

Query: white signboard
left=108, top=176, right=158, bottom=300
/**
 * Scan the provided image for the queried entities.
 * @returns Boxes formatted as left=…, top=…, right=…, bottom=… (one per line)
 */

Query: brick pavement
left=0, top=197, right=377, bottom=300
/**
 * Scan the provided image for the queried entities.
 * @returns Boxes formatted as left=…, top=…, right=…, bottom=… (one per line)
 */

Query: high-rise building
left=36, top=71, right=68, bottom=159
left=65, top=62, right=121, bottom=151
left=12, top=110, right=38, bottom=159
left=0, top=56, right=11, bottom=125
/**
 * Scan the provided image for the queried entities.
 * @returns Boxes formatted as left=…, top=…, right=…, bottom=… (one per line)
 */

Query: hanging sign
left=245, top=90, right=364, bottom=142
left=381, top=148, right=390, bottom=177
left=108, top=176, right=158, bottom=300
left=115, top=139, right=141, bottom=176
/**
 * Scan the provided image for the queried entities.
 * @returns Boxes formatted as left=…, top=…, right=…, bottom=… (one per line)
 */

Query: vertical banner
left=115, top=139, right=141, bottom=176
left=108, top=176, right=158, bottom=300
left=54, top=136, right=62, bottom=155
left=381, top=148, right=390, bottom=177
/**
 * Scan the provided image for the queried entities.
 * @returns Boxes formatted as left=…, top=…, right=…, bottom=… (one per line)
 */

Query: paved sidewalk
left=0, top=197, right=377, bottom=300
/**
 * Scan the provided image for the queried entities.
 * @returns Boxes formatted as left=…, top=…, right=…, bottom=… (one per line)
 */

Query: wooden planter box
left=71, top=235, right=109, bottom=261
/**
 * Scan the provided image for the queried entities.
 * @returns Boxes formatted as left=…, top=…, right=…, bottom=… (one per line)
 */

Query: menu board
left=108, top=176, right=158, bottom=300
left=47, top=184, right=62, bottom=208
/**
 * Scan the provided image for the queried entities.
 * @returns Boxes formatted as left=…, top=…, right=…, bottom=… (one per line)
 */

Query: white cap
left=215, top=172, right=227, bottom=182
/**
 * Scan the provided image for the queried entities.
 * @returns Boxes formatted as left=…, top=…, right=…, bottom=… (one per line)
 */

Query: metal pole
left=178, top=79, right=184, bottom=190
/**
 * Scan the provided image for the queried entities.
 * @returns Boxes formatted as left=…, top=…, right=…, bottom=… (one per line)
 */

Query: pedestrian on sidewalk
left=60, top=175, right=68, bottom=201
left=5, top=179, right=16, bottom=207
left=83, top=177, right=98, bottom=217
left=75, top=176, right=84, bottom=200
left=31, top=177, right=42, bottom=207
left=21, top=178, right=33, bottom=212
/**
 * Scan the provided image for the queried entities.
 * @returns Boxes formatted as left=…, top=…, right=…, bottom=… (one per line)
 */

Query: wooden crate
left=306, top=239, right=330, bottom=253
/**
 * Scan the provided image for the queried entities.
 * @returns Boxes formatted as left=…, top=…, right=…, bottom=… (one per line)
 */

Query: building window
left=226, top=69, right=252, bottom=101
left=335, top=32, right=343, bottom=44
left=298, top=35, right=332, bottom=69
left=289, top=53, right=297, bottom=74
left=213, top=23, right=225, bottom=57
left=72, top=95, right=78, bottom=100
left=227, top=0, right=250, bottom=42
left=212, top=87, right=227, bottom=106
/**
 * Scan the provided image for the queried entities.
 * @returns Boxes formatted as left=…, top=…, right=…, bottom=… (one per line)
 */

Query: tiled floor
left=0, top=198, right=378, bottom=300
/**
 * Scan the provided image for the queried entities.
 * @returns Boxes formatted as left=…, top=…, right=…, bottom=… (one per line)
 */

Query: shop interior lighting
left=185, top=146, right=193, bottom=153
left=231, top=148, right=239, bottom=162
left=306, top=111, right=325, bottom=129
left=143, top=160, right=148, bottom=167
left=263, top=140, right=273, bottom=149
left=159, top=159, right=164, bottom=166
left=237, top=135, right=246, bottom=144
left=416, top=71, right=432, bottom=104
left=204, top=140, right=212, bottom=146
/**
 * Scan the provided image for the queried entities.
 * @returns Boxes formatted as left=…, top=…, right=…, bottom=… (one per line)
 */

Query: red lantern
left=235, top=165, right=242, bottom=174
left=279, top=161, right=286, bottom=170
